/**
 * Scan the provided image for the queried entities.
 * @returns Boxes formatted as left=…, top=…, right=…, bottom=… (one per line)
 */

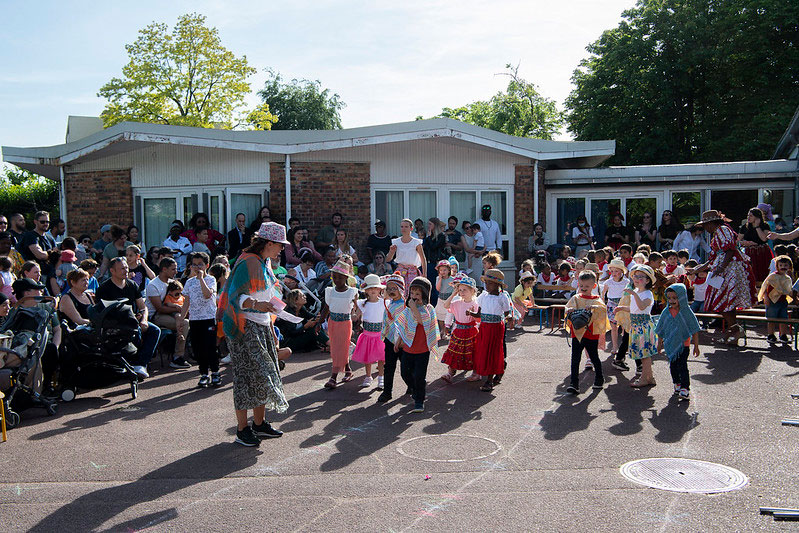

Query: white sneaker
left=376, top=376, right=385, bottom=390
left=132, top=365, right=149, bottom=379
left=220, top=355, right=231, bottom=365
left=360, top=376, right=373, bottom=388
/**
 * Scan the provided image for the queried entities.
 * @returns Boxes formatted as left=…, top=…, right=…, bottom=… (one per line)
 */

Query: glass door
left=590, top=199, right=621, bottom=248
left=142, top=197, right=177, bottom=250
left=203, top=190, right=225, bottom=234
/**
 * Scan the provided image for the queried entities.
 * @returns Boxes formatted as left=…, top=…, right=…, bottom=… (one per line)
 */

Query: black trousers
left=188, top=319, right=218, bottom=375
left=669, top=346, right=690, bottom=390
left=570, top=337, right=603, bottom=388
left=400, top=350, right=430, bottom=404
left=382, top=339, right=402, bottom=395
left=615, top=331, right=642, bottom=372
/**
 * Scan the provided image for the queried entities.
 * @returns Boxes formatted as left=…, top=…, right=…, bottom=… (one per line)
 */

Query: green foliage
left=566, top=0, right=799, bottom=165
left=99, top=13, right=276, bottom=130
left=427, top=65, right=564, bottom=140
left=257, top=70, right=345, bottom=130
left=0, top=167, right=59, bottom=221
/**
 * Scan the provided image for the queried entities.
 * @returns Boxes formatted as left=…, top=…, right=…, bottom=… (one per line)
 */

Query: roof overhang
left=2, top=118, right=615, bottom=179
left=773, top=105, right=799, bottom=160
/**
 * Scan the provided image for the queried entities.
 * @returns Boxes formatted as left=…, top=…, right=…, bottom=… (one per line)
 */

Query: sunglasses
left=37, top=219, right=49, bottom=224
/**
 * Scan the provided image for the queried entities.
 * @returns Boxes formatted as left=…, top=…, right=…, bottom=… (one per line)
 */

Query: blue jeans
left=135, top=322, right=161, bottom=366
left=690, top=300, right=704, bottom=313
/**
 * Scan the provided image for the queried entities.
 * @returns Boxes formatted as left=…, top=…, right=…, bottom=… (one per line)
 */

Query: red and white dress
left=704, top=225, right=756, bottom=313
left=441, top=299, right=479, bottom=370
left=473, top=292, right=511, bottom=376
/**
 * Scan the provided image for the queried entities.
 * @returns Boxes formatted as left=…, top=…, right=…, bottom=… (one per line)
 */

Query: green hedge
left=0, top=178, right=60, bottom=224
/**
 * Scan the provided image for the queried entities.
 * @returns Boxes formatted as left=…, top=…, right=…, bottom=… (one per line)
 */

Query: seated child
left=164, top=280, right=187, bottom=342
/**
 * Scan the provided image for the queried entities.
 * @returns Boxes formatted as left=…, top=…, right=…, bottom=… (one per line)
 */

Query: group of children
left=315, top=251, right=529, bottom=412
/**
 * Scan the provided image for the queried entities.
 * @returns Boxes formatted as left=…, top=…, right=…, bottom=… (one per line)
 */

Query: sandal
left=441, top=372, right=454, bottom=383
left=630, top=379, right=656, bottom=388
left=324, top=378, right=337, bottom=389
left=341, top=371, right=354, bottom=382
left=465, top=373, right=482, bottom=382
left=480, top=380, right=495, bottom=392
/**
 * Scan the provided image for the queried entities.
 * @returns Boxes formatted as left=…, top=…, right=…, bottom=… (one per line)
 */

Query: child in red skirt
left=351, top=274, right=387, bottom=389
left=470, top=269, right=512, bottom=392
left=441, top=274, right=479, bottom=383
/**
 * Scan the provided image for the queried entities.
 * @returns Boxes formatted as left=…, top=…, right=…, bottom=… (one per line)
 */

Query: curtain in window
left=481, top=191, right=507, bottom=234
left=144, top=198, right=176, bottom=250
left=409, top=191, right=437, bottom=228
left=450, top=191, right=477, bottom=228
left=231, top=193, right=262, bottom=229
left=375, top=191, right=404, bottom=238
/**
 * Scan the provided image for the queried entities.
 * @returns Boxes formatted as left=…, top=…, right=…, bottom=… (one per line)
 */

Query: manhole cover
left=397, top=434, right=501, bottom=463
left=620, top=458, right=748, bottom=493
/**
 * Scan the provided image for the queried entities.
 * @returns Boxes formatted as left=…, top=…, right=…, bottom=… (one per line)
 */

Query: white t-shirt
left=604, top=277, right=628, bottom=299
left=294, top=266, right=317, bottom=286
left=693, top=278, right=708, bottom=301
left=473, top=231, right=485, bottom=249
left=325, top=286, right=358, bottom=314
left=145, top=276, right=169, bottom=316
left=479, top=219, right=502, bottom=251
left=630, top=289, right=654, bottom=315
left=477, top=291, right=511, bottom=316
left=183, top=274, right=217, bottom=321
left=537, top=272, right=555, bottom=285
left=335, top=245, right=356, bottom=258
left=392, top=237, right=423, bottom=267
left=571, top=225, right=594, bottom=245
left=357, top=299, right=384, bottom=324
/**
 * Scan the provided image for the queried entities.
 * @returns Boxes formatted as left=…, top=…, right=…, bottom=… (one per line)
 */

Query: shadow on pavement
left=28, top=443, right=261, bottom=533
left=648, top=396, right=699, bottom=443
left=692, top=347, right=762, bottom=385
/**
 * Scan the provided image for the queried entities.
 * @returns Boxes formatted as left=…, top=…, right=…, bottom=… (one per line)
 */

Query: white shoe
left=377, top=376, right=385, bottom=390
left=360, top=376, right=373, bottom=388
left=220, top=355, right=231, bottom=365
left=132, top=365, right=149, bottom=379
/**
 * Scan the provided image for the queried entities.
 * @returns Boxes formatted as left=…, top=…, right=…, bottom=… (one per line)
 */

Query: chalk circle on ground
left=620, top=458, right=748, bottom=494
left=396, top=434, right=502, bottom=463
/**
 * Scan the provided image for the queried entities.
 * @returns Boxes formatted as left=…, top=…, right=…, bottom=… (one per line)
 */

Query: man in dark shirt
left=443, top=216, right=465, bottom=262
left=95, top=257, right=161, bottom=379
left=18, top=210, right=56, bottom=264
left=8, top=213, right=26, bottom=248
left=227, top=212, right=252, bottom=259
left=366, top=220, right=392, bottom=263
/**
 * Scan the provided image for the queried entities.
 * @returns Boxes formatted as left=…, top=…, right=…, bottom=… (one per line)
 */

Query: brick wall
left=269, top=162, right=371, bottom=257
left=514, top=164, right=535, bottom=263
left=538, top=165, right=546, bottom=230
left=64, top=169, right=133, bottom=239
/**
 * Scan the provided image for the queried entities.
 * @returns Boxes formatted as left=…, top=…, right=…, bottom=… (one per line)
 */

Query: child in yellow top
left=511, top=271, right=538, bottom=320
left=759, top=255, right=794, bottom=345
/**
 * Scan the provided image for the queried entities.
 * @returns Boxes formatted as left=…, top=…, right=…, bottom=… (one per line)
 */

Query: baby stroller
left=58, top=299, right=140, bottom=402
left=0, top=296, right=59, bottom=429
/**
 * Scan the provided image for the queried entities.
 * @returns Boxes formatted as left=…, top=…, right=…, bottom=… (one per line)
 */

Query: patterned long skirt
left=628, top=314, right=657, bottom=361
left=704, top=259, right=756, bottom=313
left=441, top=322, right=478, bottom=370
left=229, top=320, right=288, bottom=413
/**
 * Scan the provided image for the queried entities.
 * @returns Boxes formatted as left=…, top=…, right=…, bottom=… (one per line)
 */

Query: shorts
left=766, top=301, right=789, bottom=319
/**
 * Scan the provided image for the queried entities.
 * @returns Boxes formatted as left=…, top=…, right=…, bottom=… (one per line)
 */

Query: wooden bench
left=694, top=312, right=799, bottom=349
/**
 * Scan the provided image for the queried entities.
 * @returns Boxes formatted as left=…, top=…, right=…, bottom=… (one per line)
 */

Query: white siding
left=68, top=144, right=279, bottom=188
left=293, top=138, right=530, bottom=185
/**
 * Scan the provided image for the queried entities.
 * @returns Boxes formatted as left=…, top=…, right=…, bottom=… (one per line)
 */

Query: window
left=481, top=191, right=509, bottom=257
left=711, top=189, right=758, bottom=229
left=556, top=198, right=585, bottom=244
left=763, top=189, right=794, bottom=230
left=143, top=198, right=176, bottom=250
left=209, top=195, right=221, bottom=232
left=672, top=192, right=702, bottom=227
left=409, top=191, right=437, bottom=229
left=230, top=193, right=262, bottom=229
left=375, top=191, right=404, bottom=238
left=625, top=198, right=657, bottom=230
left=182, top=195, right=198, bottom=225
left=590, top=199, right=620, bottom=247
left=449, top=191, right=477, bottom=228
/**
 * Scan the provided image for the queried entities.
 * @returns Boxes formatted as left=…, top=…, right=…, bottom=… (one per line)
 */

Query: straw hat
left=629, top=264, right=656, bottom=286
left=695, top=210, right=731, bottom=226
left=481, top=268, right=507, bottom=289
left=608, top=258, right=628, bottom=274
left=361, top=273, right=385, bottom=290
left=519, top=271, right=535, bottom=283
left=329, top=259, right=354, bottom=279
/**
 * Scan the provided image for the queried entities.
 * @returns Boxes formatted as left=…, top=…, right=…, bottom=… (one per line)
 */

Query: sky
left=0, top=0, right=637, bottom=152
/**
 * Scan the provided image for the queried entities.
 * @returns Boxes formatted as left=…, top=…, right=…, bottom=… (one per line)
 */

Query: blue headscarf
left=655, top=283, right=700, bottom=362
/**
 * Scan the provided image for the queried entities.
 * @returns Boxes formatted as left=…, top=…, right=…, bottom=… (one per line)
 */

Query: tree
left=424, top=65, right=564, bottom=140
left=566, top=0, right=799, bottom=166
left=0, top=166, right=59, bottom=221
left=257, top=70, right=345, bottom=130
left=99, top=13, right=276, bottom=130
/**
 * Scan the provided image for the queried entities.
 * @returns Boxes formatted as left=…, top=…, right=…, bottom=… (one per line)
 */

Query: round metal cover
left=620, top=458, right=748, bottom=493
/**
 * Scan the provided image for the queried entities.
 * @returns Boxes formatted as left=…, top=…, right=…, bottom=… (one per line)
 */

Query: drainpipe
left=59, top=167, right=67, bottom=232
left=533, top=159, right=539, bottom=225
left=285, top=154, right=291, bottom=223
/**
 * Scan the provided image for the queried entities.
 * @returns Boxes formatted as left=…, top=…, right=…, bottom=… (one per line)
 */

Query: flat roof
left=2, top=118, right=616, bottom=179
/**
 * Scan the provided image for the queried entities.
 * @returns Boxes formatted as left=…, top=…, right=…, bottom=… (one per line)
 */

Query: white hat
left=361, top=273, right=385, bottom=290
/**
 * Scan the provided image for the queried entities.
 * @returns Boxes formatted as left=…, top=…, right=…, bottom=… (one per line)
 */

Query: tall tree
left=99, top=13, right=276, bottom=130
left=425, top=65, right=564, bottom=140
left=566, top=0, right=799, bottom=165
left=257, top=70, right=345, bottom=130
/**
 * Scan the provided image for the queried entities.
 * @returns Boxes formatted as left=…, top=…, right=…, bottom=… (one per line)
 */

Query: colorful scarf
left=758, top=272, right=793, bottom=304
left=220, top=252, right=279, bottom=340
left=382, top=298, right=406, bottom=343
left=394, top=303, right=441, bottom=360
left=655, top=283, right=700, bottom=362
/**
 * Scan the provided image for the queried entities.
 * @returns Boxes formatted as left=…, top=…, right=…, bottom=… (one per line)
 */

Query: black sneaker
left=377, top=391, right=392, bottom=403
left=278, top=360, right=285, bottom=371
left=197, top=375, right=210, bottom=388
left=410, top=402, right=424, bottom=413
left=566, top=385, right=579, bottom=395
left=235, top=426, right=260, bottom=447
left=170, top=357, right=191, bottom=369
left=210, top=372, right=222, bottom=387
left=592, top=382, right=604, bottom=390
left=405, top=387, right=414, bottom=396
left=252, top=421, right=283, bottom=439
left=612, top=360, right=629, bottom=371
left=767, top=333, right=778, bottom=345
left=780, top=334, right=790, bottom=346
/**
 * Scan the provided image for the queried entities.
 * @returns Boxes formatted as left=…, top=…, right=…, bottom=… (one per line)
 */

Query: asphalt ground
left=1, top=321, right=798, bottom=532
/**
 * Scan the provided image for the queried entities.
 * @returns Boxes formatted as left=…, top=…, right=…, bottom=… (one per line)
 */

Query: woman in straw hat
left=320, top=259, right=360, bottom=388
left=220, top=222, right=290, bottom=447
left=692, top=210, right=756, bottom=344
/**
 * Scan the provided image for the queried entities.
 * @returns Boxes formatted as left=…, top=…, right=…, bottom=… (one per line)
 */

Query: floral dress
left=704, top=225, right=756, bottom=313
left=628, top=289, right=657, bottom=361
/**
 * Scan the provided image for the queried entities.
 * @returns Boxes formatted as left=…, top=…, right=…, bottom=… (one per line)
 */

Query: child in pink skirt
left=441, top=274, right=479, bottom=383
left=352, top=274, right=387, bottom=389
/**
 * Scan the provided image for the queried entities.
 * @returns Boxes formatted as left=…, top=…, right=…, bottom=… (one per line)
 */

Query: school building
left=3, top=109, right=799, bottom=280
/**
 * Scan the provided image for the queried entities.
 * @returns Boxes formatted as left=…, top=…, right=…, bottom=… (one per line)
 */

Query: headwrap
left=655, top=283, right=700, bottom=362
left=220, top=252, right=279, bottom=340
